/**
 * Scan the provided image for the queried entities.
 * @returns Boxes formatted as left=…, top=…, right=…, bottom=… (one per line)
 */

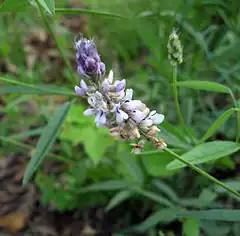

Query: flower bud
left=167, top=30, right=183, bottom=65
left=76, top=38, right=105, bottom=77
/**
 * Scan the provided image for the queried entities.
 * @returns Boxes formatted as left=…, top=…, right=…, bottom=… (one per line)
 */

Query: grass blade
left=55, top=8, right=127, bottom=19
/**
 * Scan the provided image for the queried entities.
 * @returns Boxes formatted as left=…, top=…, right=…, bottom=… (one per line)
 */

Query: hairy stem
left=172, top=65, right=196, bottom=144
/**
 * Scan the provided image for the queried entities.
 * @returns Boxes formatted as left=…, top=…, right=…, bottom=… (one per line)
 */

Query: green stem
left=173, top=65, right=185, bottom=125
left=164, top=147, right=240, bottom=199
left=230, top=91, right=240, bottom=143
left=36, top=0, right=76, bottom=84
left=172, top=65, right=195, bottom=144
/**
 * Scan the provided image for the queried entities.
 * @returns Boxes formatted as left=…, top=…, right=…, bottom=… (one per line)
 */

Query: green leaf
left=152, top=180, right=180, bottom=203
left=160, top=127, right=192, bottom=149
left=177, top=81, right=231, bottom=94
left=142, top=153, right=178, bottom=177
left=130, top=186, right=174, bottom=207
left=78, top=180, right=131, bottom=193
left=167, top=141, right=240, bottom=170
left=55, top=8, right=126, bottom=19
left=183, top=218, right=200, bottom=236
left=105, top=190, right=132, bottom=212
left=200, top=108, right=237, bottom=142
left=82, top=127, right=114, bottom=165
left=133, top=208, right=179, bottom=232
left=9, top=128, right=44, bottom=140
left=177, top=210, right=240, bottom=222
left=38, top=0, right=55, bottom=14
left=23, top=101, right=73, bottom=184
left=0, top=0, right=29, bottom=12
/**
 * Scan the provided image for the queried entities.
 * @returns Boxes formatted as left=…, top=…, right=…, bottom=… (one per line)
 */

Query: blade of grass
left=36, top=0, right=76, bottom=83
left=0, top=77, right=76, bottom=96
left=55, top=8, right=127, bottom=19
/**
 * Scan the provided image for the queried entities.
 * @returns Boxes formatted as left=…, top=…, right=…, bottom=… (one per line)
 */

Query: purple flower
left=140, top=110, right=165, bottom=127
left=114, top=104, right=128, bottom=124
left=75, top=79, right=88, bottom=96
left=76, top=38, right=105, bottom=77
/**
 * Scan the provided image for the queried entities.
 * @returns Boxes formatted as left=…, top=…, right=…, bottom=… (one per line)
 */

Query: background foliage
left=0, top=0, right=240, bottom=235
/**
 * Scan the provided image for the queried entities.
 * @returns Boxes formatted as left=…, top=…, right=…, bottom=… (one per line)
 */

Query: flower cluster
left=74, top=38, right=166, bottom=152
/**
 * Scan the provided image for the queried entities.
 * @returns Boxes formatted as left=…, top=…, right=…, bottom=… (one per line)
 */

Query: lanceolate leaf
left=167, top=141, right=240, bottom=170
left=105, top=190, right=132, bottom=212
left=177, top=210, right=240, bottom=222
left=37, top=0, right=55, bottom=14
left=200, top=108, right=238, bottom=142
left=23, top=101, right=73, bottom=184
left=177, top=81, right=231, bottom=94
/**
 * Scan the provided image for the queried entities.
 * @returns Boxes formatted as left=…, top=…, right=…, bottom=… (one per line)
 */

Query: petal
left=84, top=108, right=96, bottom=116
left=130, top=110, right=146, bottom=123
left=102, top=79, right=109, bottom=93
left=151, top=114, right=165, bottom=124
left=123, top=100, right=143, bottom=110
left=77, top=65, right=87, bottom=76
left=116, top=110, right=128, bottom=124
left=149, top=110, right=157, bottom=116
left=107, top=70, right=114, bottom=84
left=95, top=111, right=107, bottom=126
left=115, top=79, right=126, bottom=92
left=140, top=118, right=153, bottom=127
left=125, top=89, right=133, bottom=101
left=75, top=86, right=86, bottom=96
left=80, top=79, right=88, bottom=91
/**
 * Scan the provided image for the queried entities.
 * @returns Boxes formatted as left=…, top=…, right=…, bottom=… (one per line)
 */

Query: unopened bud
left=167, top=30, right=183, bottom=65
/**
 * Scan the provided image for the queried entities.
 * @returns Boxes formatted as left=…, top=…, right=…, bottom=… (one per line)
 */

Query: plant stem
left=164, top=147, right=240, bottom=199
left=36, top=0, right=76, bottom=84
left=230, top=91, right=240, bottom=143
left=173, top=65, right=185, bottom=125
left=172, top=65, right=195, bottom=144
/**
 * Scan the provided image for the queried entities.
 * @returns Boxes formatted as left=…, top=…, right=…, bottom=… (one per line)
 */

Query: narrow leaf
left=77, top=180, right=131, bottom=193
left=133, top=208, right=179, bottom=232
left=38, top=0, right=55, bottom=14
left=177, top=81, right=231, bottom=94
left=0, top=77, right=75, bottom=96
left=130, top=186, right=174, bottom=207
left=200, top=108, right=237, bottom=142
left=23, top=101, right=73, bottom=184
left=177, top=210, right=240, bottom=222
left=55, top=8, right=126, bottom=19
left=105, top=190, right=132, bottom=212
left=167, top=141, right=240, bottom=170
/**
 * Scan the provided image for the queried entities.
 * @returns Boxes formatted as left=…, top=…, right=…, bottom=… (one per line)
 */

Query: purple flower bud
left=80, top=79, right=88, bottom=92
left=75, top=38, right=105, bottom=77
left=75, top=86, right=86, bottom=96
left=115, top=79, right=126, bottom=92
left=125, top=89, right=133, bottom=101
left=116, top=109, right=128, bottom=124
